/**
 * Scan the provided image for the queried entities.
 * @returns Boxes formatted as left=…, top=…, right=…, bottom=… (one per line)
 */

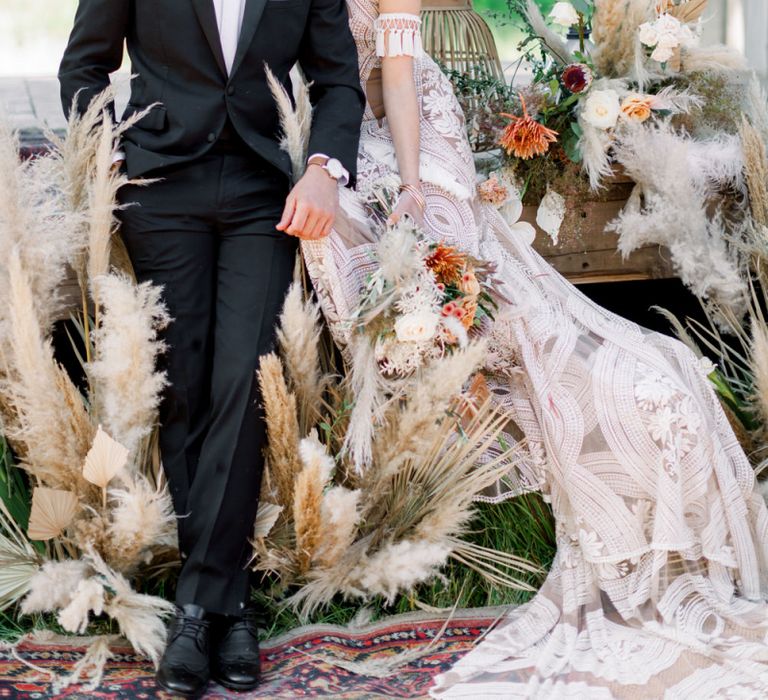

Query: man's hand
left=277, top=165, right=338, bottom=240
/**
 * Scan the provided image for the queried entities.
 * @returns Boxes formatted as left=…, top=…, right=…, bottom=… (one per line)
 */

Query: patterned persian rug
left=0, top=607, right=504, bottom=699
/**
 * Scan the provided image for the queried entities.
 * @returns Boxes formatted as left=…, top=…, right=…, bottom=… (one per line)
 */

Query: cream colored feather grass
left=1, top=249, right=95, bottom=492
left=750, top=321, right=768, bottom=433
left=258, top=353, right=303, bottom=508
left=681, top=45, right=748, bottom=74
left=85, top=546, right=175, bottom=668
left=372, top=341, right=486, bottom=481
left=293, top=434, right=335, bottom=573
left=277, top=283, right=328, bottom=434
left=265, top=64, right=312, bottom=181
left=0, top=121, right=87, bottom=330
left=87, top=274, right=169, bottom=460
left=740, top=115, right=768, bottom=227
left=592, top=0, right=655, bottom=81
left=104, top=473, right=177, bottom=573
left=27, top=487, right=79, bottom=541
left=284, top=398, right=532, bottom=616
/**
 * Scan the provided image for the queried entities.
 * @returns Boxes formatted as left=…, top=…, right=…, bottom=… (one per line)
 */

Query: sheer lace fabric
left=374, top=13, right=424, bottom=57
left=301, top=0, right=768, bottom=696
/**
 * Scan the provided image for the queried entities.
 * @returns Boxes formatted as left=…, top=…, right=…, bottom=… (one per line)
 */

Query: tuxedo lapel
left=191, top=0, right=228, bottom=78
left=230, top=0, right=268, bottom=77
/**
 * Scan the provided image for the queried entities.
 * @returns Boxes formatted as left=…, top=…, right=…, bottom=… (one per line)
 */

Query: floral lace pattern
left=301, top=1, right=768, bottom=697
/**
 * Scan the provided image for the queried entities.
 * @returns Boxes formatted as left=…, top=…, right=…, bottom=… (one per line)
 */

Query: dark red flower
left=562, top=63, right=593, bottom=94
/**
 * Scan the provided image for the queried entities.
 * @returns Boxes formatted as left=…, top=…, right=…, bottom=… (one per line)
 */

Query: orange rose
left=620, top=95, right=653, bottom=123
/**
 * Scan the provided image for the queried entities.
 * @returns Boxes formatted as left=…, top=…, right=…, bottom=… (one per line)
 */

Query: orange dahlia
left=426, top=244, right=466, bottom=284
left=499, top=95, right=559, bottom=160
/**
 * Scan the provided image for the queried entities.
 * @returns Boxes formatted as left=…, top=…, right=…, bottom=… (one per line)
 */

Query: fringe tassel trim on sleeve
left=374, top=13, right=424, bottom=58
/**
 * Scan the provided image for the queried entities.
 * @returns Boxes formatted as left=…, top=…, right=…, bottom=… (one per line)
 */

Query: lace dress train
left=302, top=2, right=768, bottom=696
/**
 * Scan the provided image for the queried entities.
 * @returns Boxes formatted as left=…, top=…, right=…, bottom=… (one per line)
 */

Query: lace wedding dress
left=302, top=2, right=768, bottom=696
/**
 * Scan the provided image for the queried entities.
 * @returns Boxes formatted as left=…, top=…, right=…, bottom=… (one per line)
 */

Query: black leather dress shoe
left=210, top=604, right=264, bottom=691
left=156, top=604, right=211, bottom=698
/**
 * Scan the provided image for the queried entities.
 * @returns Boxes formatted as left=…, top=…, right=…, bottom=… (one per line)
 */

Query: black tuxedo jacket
left=59, top=0, right=365, bottom=182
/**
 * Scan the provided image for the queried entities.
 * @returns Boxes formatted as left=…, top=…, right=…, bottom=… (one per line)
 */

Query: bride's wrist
left=399, top=183, right=426, bottom=212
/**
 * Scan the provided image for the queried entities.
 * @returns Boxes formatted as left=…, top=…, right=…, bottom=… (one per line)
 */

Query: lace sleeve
left=374, top=13, right=424, bottom=58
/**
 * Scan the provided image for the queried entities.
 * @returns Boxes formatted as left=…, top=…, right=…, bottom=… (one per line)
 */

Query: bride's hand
left=388, top=187, right=425, bottom=229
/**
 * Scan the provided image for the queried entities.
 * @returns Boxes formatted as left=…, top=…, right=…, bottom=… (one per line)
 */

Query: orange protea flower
left=499, top=95, right=559, bottom=160
left=426, top=244, right=466, bottom=284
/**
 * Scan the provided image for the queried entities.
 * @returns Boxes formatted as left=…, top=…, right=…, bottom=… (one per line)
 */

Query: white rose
left=651, top=44, right=675, bottom=63
left=549, top=2, right=580, bottom=28
left=582, top=89, right=621, bottom=130
left=655, top=31, right=680, bottom=50
left=654, top=13, right=682, bottom=36
left=394, top=310, right=440, bottom=343
left=638, top=23, right=659, bottom=48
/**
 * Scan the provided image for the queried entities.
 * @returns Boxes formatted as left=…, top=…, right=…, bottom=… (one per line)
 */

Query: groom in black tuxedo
left=59, top=0, right=364, bottom=695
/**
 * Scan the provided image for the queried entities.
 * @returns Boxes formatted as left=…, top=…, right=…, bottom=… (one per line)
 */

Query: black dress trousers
left=117, top=137, right=297, bottom=616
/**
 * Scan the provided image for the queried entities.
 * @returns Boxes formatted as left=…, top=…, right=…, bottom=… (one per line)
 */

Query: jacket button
left=227, top=85, right=235, bottom=96
left=207, top=132, right=216, bottom=143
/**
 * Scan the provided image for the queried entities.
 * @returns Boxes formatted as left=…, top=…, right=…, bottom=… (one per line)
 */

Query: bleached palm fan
left=0, top=500, right=39, bottom=611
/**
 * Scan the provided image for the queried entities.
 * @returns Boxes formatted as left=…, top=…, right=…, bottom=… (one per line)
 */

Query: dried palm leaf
left=83, top=425, right=129, bottom=492
left=0, top=499, right=39, bottom=611
left=27, top=487, right=79, bottom=541
left=253, top=502, right=283, bottom=539
left=668, top=0, right=708, bottom=23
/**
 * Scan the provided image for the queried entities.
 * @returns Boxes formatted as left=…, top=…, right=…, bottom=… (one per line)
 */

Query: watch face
left=326, top=159, right=344, bottom=180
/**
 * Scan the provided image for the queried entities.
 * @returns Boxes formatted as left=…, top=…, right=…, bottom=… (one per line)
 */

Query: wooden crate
left=521, top=172, right=675, bottom=285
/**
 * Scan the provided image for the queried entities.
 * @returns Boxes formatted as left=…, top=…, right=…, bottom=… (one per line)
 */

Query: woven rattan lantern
left=421, top=0, right=504, bottom=81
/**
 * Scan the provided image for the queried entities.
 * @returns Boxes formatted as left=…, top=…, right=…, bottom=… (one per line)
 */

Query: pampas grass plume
left=258, top=353, right=303, bottom=507
left=277, top=283, right=327, bottom=434
left=293, top=433, right=335, bottom=572
left=740, top=115, right=768, bottom=227
left=85, top=546, right=175, bottom=667
left=21, top=559, right=92, bottom=614
left=317, top=486, right=361, bottom=568
left=750, top=320, right=768, bottom=432
left=87, top=274, right=169, bottom=459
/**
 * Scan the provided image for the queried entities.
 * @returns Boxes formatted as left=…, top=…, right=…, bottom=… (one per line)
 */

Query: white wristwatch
left=307, top=153, right=349, bottom=185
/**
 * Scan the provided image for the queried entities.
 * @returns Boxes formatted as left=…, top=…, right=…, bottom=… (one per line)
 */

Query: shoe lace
left=172, top=615, right=209, bottom=646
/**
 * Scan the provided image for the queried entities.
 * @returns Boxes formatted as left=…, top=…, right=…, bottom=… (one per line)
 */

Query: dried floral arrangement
left=0, top=95, right=178, bottom=687
left=462, top=0, right=768, bottom=316
left=247, top=71, right=544, bottom=618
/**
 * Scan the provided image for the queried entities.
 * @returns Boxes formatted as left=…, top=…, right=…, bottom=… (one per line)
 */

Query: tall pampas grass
left=592, top=0, right=656, bottom=82
left=103, top=473, right=177, bottom=573
left=87, top=274, right=169, bottom=460
left=84, top=546, right=175, bottom=667
left=1, top=249, right=94, bottom=492
left=277, top=283, right=329, bottom=434
left=258, top=353, right=303, bottom=507
left=609, top=120, right=747, bottom=313
left=264, top=65, right=313, bottom=181
left=740, top=115, right=768, bottom=228
left=293, top=434, right=335, bottom=573
left=680, top=45, right=748, bottom=75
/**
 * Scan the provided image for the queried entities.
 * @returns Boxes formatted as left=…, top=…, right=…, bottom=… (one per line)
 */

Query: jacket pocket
left=126, top=104, right=168, bottom=132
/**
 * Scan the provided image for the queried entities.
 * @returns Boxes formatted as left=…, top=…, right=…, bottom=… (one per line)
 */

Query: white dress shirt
left=213, top=0, right=247, bottom=76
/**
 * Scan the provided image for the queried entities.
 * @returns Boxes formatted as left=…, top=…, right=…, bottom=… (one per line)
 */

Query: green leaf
left=570, top=120, right=583, bottom=138
left=571, top=0, right=591, bottom=15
